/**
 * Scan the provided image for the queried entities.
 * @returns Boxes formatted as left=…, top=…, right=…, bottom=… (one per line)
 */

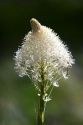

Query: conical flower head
left=14, top=18, right=74, bottom=86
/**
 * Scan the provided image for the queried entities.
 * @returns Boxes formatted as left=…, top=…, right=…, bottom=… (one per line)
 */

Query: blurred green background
left=0, top=0, right=83, bottom=125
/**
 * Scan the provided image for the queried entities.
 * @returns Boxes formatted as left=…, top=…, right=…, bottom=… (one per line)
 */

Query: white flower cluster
left=14, top=18, right=74, bottom=87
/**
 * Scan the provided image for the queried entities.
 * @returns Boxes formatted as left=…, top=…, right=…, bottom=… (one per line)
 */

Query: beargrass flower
left=14, top=18, right=74, bottom=125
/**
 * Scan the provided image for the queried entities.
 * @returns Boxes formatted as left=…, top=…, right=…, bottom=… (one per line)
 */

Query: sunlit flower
left=14, top=18, right=74, bottom=88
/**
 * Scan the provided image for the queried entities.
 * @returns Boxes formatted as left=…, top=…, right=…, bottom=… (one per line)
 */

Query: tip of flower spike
left=30, top=18, right=41, bottom=32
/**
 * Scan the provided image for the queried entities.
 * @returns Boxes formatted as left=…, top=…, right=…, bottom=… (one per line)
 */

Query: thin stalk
left=37, top=84, right=45, bottom=125
left=37, top=61, right=45, bottom=125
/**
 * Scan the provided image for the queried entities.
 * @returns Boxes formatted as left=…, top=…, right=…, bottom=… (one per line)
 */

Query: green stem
left=37, top=84, right=45, bottom=125
left=37, top=61, right=45, bottom=125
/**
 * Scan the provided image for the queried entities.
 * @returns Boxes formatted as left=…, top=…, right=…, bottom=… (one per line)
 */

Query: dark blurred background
left=0, top=0, right=83, bottom=125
